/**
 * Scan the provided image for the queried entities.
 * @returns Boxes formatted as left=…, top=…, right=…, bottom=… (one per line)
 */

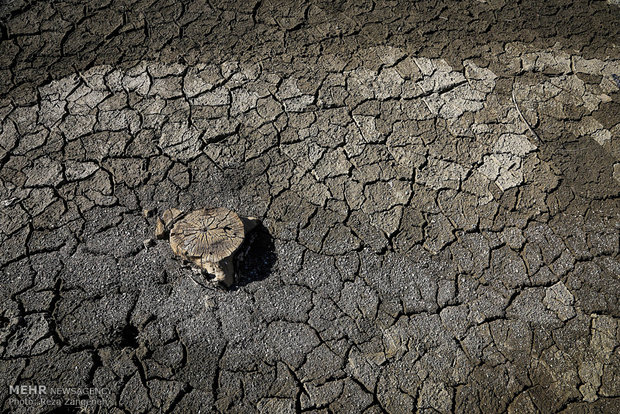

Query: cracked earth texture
left=1, top=0, right=619, bottom=413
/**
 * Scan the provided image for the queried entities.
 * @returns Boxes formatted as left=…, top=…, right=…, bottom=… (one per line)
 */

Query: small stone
left=155, top=217, right=167, bottom=239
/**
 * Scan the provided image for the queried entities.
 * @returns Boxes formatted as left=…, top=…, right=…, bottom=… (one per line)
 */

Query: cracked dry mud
left=1, top=1, right=619, bottom=413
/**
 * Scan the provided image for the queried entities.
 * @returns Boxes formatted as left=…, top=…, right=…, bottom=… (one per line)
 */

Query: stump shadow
left=233, top=223, right=277, bottom=288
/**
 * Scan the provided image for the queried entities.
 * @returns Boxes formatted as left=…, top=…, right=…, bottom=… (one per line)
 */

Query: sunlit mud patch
left=1, top=45, right=618, bottom=261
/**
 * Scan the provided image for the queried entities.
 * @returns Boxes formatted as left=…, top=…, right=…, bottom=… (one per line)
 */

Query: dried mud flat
left=1, top=1, right=619, bottom=413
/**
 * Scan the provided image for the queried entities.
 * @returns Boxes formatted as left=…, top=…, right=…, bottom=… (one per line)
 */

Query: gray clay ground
left=1, top=0, right=620, bottom=413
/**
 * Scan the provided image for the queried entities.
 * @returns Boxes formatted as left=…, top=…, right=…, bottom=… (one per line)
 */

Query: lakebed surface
left=1, top=0, right=619, bottom=412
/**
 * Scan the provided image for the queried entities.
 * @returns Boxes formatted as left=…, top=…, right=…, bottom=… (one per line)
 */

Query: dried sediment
left=1, top=1, right=619, bottom=412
